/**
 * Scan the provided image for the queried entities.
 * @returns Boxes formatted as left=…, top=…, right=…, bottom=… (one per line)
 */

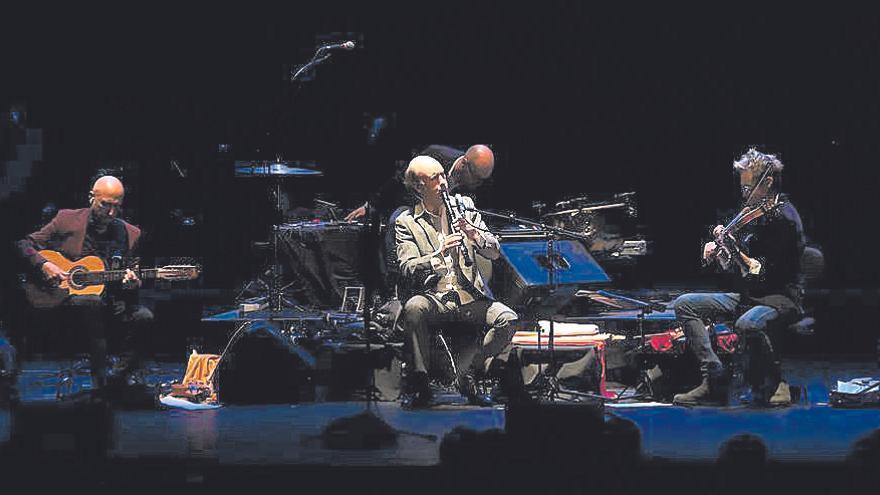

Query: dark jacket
left=17, top=208, right=141, bottom=268
left=735, top=195, right=806, bottom=311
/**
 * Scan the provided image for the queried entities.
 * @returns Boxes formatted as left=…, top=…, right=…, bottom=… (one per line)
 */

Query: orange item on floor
left=170, top=350, right=220, bottom=403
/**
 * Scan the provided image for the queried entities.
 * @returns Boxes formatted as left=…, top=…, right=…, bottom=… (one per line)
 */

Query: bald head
left=464, top=145, right=494, bottom=179
left=448, top=144, right=495, bottom=191
left=404, top=155, right=446, bottom=199
left=90, top=175, right=125, bottom=225
left=91, top=175, right=125, bottom=199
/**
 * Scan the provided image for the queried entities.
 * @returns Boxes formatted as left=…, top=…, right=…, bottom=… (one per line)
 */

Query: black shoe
left=401, top=388, right=433, bottom=409
left=75, top=371, right=154, bottom=410
left=487, top=379, right=532, bottom=406
left=401, top=371, right=433, bottom=409
left=60, top=386, right=108, bottom=407
left=457, top=372, right=493, bottom=407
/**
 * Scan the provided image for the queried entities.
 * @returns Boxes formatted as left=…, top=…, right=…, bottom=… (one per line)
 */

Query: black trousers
left=62, top=294, right=153, bottom=385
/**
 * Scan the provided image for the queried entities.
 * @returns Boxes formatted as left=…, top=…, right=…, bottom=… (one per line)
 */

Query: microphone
left=317, top=41, right=356, bottom=53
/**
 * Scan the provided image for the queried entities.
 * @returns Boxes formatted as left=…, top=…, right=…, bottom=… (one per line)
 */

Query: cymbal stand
left=235, top=175, right=300, bottom=312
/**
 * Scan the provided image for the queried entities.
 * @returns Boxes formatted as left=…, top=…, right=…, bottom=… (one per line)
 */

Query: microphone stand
left=290, top=52, right=333, bottom=83
left=271, top=45, right=344, bottom=305
left=463, top=206, right=593, bottom=401
left=302, top=51, right=423, bottom=448
left=237, top=47, right=339, bottom=313
left=316, top=193, right=442, bottom=450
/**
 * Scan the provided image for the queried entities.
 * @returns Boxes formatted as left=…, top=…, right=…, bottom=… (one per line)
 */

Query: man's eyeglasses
left=94, top=199, right=123, bottom=214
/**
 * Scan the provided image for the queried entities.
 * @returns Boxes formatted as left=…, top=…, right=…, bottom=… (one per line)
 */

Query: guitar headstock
left=156, top=265, right=201, bottom=281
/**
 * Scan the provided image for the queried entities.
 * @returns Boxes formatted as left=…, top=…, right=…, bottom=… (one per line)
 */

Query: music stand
left=465, top=206, right=610, bottom=401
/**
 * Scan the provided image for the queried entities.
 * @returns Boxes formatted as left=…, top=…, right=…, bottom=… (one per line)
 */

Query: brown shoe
left=769, top=381, right=792, bottom=407
left=674, top=378, right=719, bottom=406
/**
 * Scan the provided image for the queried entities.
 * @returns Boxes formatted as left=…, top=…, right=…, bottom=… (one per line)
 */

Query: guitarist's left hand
left=122, top=269, right=142, bottom=289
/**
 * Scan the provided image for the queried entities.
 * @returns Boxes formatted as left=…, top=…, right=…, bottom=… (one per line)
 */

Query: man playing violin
left=672, top=149, right=805, bottom=407
left=17, top=175, right=153, bottom=397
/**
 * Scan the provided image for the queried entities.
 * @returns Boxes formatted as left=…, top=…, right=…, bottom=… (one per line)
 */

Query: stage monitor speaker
left=215, top=321, right=314, bottom=404
left=491, top=239, right=610, bottom=312
left=505, top=398, right=605, bottom=469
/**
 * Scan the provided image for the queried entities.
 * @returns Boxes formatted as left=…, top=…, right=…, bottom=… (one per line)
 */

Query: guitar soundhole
left=68, top=267, right=87, bottom=289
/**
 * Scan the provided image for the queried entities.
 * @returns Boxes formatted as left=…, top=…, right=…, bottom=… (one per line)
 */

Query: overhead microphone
left=291, top=41, right=356, bottom=82
left=317, top=41, right=356, bottom=53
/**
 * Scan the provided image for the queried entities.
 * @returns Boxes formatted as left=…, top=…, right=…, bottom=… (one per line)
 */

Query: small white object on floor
left=835, top=378, right=880, bottom=395
left=159, top=395, right=221, bottom=411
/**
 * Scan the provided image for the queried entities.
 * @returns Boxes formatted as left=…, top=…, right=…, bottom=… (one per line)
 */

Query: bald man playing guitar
left=17, top=175, right=153, bottom=395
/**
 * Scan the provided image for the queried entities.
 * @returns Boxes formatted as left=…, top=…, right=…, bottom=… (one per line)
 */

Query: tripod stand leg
left=235, top=278, right=270, bottom=302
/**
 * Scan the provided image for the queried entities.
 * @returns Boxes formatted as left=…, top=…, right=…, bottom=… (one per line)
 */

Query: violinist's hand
left=703, top=241, right=718, bottom=260
left=712, top=225, right=724, bottom=237
left=122, top=269, right=141, bottom=290
left=454, top=217, right=481, bottom=243
left=740, top=254, right=762, bottom=276
left=440, top=233, right=463, bottom=255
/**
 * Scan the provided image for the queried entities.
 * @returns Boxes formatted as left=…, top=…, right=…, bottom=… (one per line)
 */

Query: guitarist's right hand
left=41, top=261, right=69, bottom=284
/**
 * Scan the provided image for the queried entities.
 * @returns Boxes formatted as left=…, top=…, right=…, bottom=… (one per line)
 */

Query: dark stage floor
left=1, top=357, right=878, bottom=467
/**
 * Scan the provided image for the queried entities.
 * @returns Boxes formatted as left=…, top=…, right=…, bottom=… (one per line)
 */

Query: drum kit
left=231, top=159, right=369, bottom=317
left=233, top=159, right=330, bottom=312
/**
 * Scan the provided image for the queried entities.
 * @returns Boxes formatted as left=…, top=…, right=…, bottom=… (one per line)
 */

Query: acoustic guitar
left=23, top=249, right=200, bottom=308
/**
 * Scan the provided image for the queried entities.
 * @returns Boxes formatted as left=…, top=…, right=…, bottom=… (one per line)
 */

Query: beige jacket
left=395, top=195, right=500, bottom=299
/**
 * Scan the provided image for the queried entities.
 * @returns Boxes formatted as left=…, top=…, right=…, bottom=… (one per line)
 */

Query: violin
left=704, top=195, right=783, bottom=276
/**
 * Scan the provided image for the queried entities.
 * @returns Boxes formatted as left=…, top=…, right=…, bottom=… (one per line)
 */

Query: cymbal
left=234, top=160, right=323, bottom=177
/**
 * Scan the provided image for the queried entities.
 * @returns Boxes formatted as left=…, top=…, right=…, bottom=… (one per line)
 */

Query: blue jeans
left=673, top=292, right=788, bottom=382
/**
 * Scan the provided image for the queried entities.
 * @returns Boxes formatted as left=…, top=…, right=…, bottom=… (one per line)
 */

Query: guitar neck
left=99, top=268, right=160, bottom=283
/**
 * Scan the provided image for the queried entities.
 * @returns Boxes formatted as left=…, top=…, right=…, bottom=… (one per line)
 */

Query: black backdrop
left=1, top=7, right=878, bottom=345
